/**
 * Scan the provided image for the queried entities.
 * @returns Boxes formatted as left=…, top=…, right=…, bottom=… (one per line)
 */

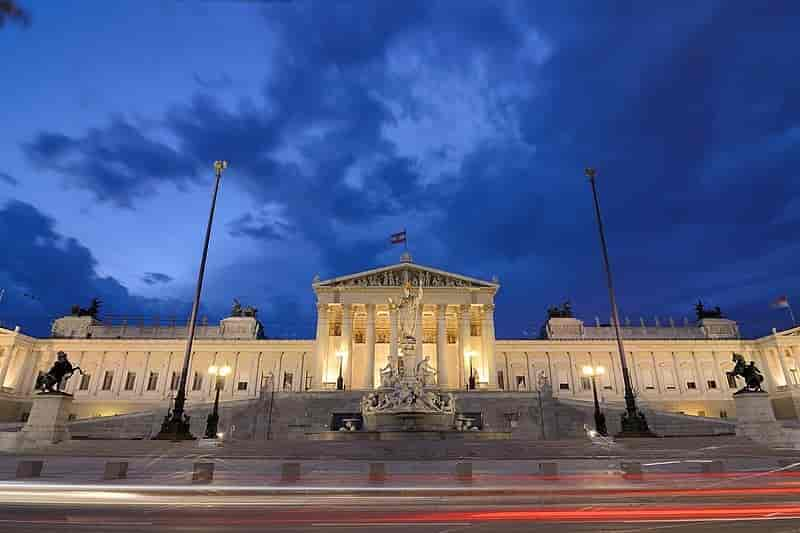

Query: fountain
left=361, top=278, right=456, bottom=432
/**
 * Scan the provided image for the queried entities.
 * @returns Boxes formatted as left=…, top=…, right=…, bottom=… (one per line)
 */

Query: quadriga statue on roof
left=71, top=297, right=101, bottom=318
left=231, top=298, right=258, bottom=318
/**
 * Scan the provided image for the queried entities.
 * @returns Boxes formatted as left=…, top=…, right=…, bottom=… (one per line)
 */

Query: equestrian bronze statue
left=727, top=353, right=764, bottom=393
left=37, top=351, right=82, bottom=393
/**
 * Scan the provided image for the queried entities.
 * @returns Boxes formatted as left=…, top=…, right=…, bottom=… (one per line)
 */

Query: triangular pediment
left=775, top=325, right=800, bottom=337
left=314, top=262, right=498, bottom=290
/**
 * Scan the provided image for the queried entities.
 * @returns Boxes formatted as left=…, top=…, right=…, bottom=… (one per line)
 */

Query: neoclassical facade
left=1, top=254, right=799, bottom=421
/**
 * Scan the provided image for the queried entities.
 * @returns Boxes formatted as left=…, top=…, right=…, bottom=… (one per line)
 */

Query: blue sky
left=1, top=1, right=798, bottom=339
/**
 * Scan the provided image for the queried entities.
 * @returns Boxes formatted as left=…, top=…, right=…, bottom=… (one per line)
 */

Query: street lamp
left=585, top=167, right=654, bottom=437
left=205, top=364, right=231, bottom=439
left=467, top=351, right=477, bottom=390
left=336, top=350, right=345, bottom=390
left=155, top=160, right=228, bottom=440
left=582, top=365, right=608, bottom=436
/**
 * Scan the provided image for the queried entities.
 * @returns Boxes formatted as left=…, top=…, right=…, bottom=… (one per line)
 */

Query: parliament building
left=1, top=253, right=799, bottom=425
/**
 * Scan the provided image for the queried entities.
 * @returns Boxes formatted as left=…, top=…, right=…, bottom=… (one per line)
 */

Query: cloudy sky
left=1, top=1, right=798, bottom=339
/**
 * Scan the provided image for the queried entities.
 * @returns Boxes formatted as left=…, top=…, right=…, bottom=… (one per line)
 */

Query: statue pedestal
left=734, top=391, right=790, bottom=446
left=19, top=392, right=73, bottom=448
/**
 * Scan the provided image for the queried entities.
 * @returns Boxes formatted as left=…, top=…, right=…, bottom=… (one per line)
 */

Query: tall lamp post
left=336, top=350, right=345, bottom=391
left=582, top=365, right=608, bottom=436
left=205, top=364, right=231, bottom=439
left=467, top=351, right=477, bottom=390
left=585, top=167, right=654, bottom=437
left=155, top=160, right=228, bottom=440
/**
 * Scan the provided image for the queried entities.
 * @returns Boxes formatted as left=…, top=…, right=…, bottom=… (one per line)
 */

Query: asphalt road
left=3, top=485, right=800, bottom=532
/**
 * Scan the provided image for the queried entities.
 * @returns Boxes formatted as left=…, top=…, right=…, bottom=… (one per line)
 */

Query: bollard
left=539, top=462, right=558, bottom=478
left=281, top=462, right=301, bottom=483
left=192, top=462, right=214, bottom=483
left=456, top=462, right=472, bottom=483
left=369, top=463, right=386, bottom=483
left=16, top=460, right=43, bottom=478
left=621, top=462, right=642, bottom=478
left=701, top=460, right=724, bottom=474
left=103, top=461, right=128, bottom=480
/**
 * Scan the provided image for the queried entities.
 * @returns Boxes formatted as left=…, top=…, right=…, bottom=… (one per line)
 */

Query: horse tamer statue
left=37, top=351, right=83, bottom=393
left=727, top=353, right=764, bottom=393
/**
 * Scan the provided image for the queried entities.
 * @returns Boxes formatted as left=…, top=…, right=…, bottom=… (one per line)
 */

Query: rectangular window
left=686, top=381, right=697, bottom=390
left=147, top=372, right=159, bottom=391
left=707, top=380, right=717, bottom=389
left=559, top=383, right=570, bottom=390
left=726, top=373, right=738, bottom=389
left=719, top=410, right=728, bottom=419
left=603, top=385, right=613, bottom=390
left=124, top=372, right=136, bottom=391
left=192, top=372, right=203, bottom=391
left=645, top=385, right=655, bottom=390
left=237, top=381, right=248, bottom=391
left=580, top=377, right=591, bottom=391
left=516, top=376, right=526, bottom=390
left=79, top=374, right=91, bottom=391
left=283, top=372, right=293, bottom=391
left=102, top=371, right=114, bottom=391
left=497, top=371, right=505, bottom=390
left=170, top=371, right=179, bottom=391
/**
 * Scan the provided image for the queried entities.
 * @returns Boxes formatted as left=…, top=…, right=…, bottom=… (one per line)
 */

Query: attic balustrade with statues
left=1, top=253, right=800, bottom=436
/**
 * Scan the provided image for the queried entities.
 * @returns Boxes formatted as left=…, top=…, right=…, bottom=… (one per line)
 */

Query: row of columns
left=314, top=303, right=497, bottom=390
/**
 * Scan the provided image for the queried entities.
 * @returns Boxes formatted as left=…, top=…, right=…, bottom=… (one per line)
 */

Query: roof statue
left=695, top=300, right=724, bottom=320
left=71, top=298, right=101, bottom=319
left=547, top=300, right=574, bottom=319
left=231, top=298, right=258, bottom=318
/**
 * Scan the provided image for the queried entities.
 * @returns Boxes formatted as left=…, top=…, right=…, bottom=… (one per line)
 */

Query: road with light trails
left=2, top=483, right=800, bottom=531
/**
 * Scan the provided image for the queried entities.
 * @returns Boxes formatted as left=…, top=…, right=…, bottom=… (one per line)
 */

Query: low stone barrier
left=103, top=461, right=128, bottom=480
left=369, top=462, right=386, bottom=482
left=16, top=460, right=43, bottom=478
left=538, top=462, right=558, bottom=477
left=281, top=462, right=301, bottom=483
left=192, top=462, right=214, bottom=483
left=456, top=462, right=472, bottom=482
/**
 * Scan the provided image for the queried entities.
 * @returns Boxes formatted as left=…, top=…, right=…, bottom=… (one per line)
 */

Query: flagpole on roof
left=404, top=227, right=408, bottom=253
left=788, top=302, right=797, bottom=327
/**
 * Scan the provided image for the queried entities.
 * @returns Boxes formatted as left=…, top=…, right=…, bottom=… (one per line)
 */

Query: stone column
left=314, top=303, right=329, bottom=389
left=651, top=352, right=662, bottom=393
left=138, top=351, right=151, bottom=396
left=341, top=304, right=352, bottom=389
left=752, top=349, right=775, bottom=392
left=776, top=348, right=792, bottom=387
left=671, top=352, right=683, bottom=393
left=459, top=304, right=471, bottom=388
left=0, top=346, right=13, bottom=390
left=481, top=303, right=497, bottom=388
left=691, top=351, right=705, bottom=393
left=711, top=351, right=727, bottom=391
left=389, top=305, right=398, bottom=360
left=414, top=303, right=423, bottom=368
left=365, top=304, right=376, bottom=389
left=436, top=304, right=448, bottom=388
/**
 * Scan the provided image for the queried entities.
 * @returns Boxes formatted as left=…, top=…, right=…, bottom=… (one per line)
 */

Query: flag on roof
left=772, top=295, right=790, bottom=308
left=390, top=230, right=406, bottom=244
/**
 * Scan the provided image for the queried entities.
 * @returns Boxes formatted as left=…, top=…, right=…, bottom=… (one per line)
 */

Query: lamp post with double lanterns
left=154, top=160, right=228, bottom=440
left=582, top=365, right=608, bottom=436
left=467, top=351, right=477, bottom=390
left=585, top=167, right=654, bottom=437
left=205, top=364, right=231, bottom=439
left=336, top=351, right=345, bottom=391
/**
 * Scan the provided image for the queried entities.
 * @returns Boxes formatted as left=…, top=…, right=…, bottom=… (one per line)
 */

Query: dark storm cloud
left=0, top=172, right=18, bottom=186
left=142, top=272, right=174, bottom=285
left=23, top=118, right=198, bottom=208
left=16, top=1, right=800, bottom=338
left=0, top=200, right=189, bottom=334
